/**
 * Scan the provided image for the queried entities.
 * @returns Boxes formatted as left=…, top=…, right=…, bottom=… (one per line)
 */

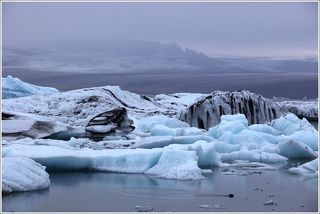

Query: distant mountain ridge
left=3, top=40, right=317, bottom=74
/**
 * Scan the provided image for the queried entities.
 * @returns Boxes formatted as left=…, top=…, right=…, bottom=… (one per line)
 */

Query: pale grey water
left=2, top=161, right=317, bottom=212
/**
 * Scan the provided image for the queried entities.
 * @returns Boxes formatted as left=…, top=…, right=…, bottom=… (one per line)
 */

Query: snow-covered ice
left=2, top=157, right=50, bottom=193
left=2, top=111, right=70, bottom=141
left=2, top=75, right=59, bottom=99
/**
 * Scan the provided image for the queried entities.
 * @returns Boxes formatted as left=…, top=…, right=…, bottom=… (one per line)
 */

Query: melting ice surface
left=2, top=113, right=318, bottom=193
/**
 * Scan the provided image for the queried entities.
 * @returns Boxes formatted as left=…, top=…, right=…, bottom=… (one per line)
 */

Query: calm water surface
left=3, top=161, right=317, bottom=212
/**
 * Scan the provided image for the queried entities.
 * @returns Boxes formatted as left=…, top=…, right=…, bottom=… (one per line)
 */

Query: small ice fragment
left=213, top=204, right=227, bottom=209
left=201, top=169, right=212, bottom=174
left=198, top=204, right=213, bottom=209
left=263, top=199, right=275, bottom=205
left=135, top=205, right=154, bottom=212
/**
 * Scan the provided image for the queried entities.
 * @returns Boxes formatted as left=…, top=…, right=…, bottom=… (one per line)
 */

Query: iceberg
left=279, top=140, right=317, bottom=159
left=2, top=157, right=50, bottom=193
left=165, top=140, right=220, bottom=167
left=180, top=90, right=281, bottom=129
left=2, top=75, right=59, bottom=99
left=145, top=149, right=204, bottom=180
left=2, top=140, right=204, bottom=180
left=271, top=113, right=316, bottom=135
left=208, top=114, right=248, bottom=138
left=288, top=158, right=318, bottom=177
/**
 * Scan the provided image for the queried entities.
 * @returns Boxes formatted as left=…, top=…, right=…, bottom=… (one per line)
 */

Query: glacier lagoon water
left=3, top=70, right=317, bottom=99
left=3, top=160, right=317, bottom=212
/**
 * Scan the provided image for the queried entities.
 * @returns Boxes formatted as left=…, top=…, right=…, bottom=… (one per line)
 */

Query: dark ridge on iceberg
left=180, top=90, right=282, bottom=129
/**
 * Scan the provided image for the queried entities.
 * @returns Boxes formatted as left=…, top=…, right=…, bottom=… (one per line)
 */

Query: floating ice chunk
left=280, top=131, right=318, bottom=151
left=271, top=113, right=316, bottom=135
left=279, top=140, right=317, bottom=159
left=135, top=205, right=154, bottom=212
left=208, top=114, right=248, bottom=139
left=221, top=150, right=287, bottom=164
left=3, top=141, right=206, bottom=180
left=132, top=135, right=214, bottom=149
left=165, top=140, right=220, bottom=167
left=2, top=157, right=50, bottom=193
left=3, top=143, right=162, bottom=172
left=198, top=204, right=213, bottom=209
left=208, top=121, right=247, bottom=139
left=288, top=158, right=318, bottom=177
left=201, top=169, right=213, bottom=174
left=271, top=114, right=302, bottom=135
left=145, top=149, right=204, bottom=180
left=213, top=204, right=227, bottom=209
left=248, top=124, right=281, bottom=136
left=263, top=199, right=275, bottom=206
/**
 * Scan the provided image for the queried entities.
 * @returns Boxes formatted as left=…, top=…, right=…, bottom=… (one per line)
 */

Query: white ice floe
left=288, top=158, right=318, bottom=177
left=2, top=157, right=50, bottom=193
left=2, top=75, right=59, bottom=99
left=3, top=140, right=205, bottom=180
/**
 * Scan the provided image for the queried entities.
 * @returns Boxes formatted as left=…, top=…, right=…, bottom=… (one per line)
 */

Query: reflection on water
left=2, top=165, right=317, bottom=212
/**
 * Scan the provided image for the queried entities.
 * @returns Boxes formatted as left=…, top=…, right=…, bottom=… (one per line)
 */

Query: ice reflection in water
left=2, top=164, right=317, bottom=212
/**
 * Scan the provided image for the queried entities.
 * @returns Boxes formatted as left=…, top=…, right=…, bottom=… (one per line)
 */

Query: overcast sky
left=3, top=2, right=318, bottom=58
